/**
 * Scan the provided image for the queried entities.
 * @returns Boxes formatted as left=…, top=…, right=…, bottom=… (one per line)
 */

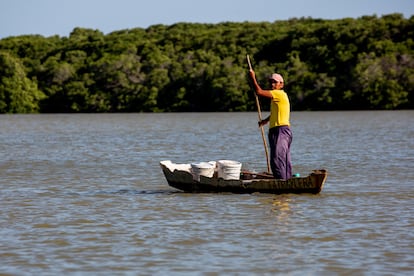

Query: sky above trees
left=1, top=0, right=413, bottom=38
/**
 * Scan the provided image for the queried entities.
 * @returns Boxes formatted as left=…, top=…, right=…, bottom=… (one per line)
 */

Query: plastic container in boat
left=191, top=162, right=215, bottom=181
left=217, top=160, right=242, bottom=180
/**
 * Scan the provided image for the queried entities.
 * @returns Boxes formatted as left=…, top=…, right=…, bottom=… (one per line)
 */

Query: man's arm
left=249, top=70, right=273, bottom=99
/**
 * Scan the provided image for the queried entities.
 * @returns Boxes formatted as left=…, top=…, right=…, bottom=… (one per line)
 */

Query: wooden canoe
left=160, top=160, right=327, bottom=194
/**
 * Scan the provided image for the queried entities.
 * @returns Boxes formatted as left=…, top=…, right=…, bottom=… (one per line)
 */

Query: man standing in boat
left=248, top=70, right=293, bottom=180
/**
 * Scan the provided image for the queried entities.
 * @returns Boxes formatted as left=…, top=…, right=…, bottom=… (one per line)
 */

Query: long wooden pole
left=247, top=55, right=271, bottom=173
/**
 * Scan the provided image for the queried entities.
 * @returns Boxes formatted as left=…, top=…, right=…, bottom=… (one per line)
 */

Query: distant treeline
left=0, top=13, right=413, bottom=113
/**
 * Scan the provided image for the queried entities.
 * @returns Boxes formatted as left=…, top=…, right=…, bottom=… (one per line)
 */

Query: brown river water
left=0, top=111, right=413, bottom=275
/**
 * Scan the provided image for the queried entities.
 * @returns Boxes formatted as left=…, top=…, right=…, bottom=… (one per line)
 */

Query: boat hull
left=160, top=161, right=327, bottom=194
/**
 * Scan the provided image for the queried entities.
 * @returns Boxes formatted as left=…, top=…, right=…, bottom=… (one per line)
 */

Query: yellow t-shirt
left=269, top=89, right=290, bottom=128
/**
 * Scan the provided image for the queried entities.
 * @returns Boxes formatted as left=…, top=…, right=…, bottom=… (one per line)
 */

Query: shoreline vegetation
left=0, top=13, right=413, bottom=113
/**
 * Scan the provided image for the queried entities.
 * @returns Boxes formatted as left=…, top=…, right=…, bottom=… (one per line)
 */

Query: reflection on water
left=0, top=111, right=413, bottom=274
left=271, top=197, right=292, bottom=222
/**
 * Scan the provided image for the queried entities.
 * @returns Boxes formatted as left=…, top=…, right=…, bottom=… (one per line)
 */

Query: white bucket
left=191, top=162, right=215, bottom=181
left=217, top=160, right=242, bottom=180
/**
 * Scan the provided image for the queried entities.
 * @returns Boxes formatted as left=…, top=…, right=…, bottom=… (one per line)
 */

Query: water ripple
left=0, top=112, right=413, bottom=275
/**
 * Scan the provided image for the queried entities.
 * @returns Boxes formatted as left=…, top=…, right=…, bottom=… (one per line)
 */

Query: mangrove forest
left=0, top=13, right=413, bottom=113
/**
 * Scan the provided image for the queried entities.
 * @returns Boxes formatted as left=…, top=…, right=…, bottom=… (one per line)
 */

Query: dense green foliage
left=0, top=14, right=413, bottom=113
